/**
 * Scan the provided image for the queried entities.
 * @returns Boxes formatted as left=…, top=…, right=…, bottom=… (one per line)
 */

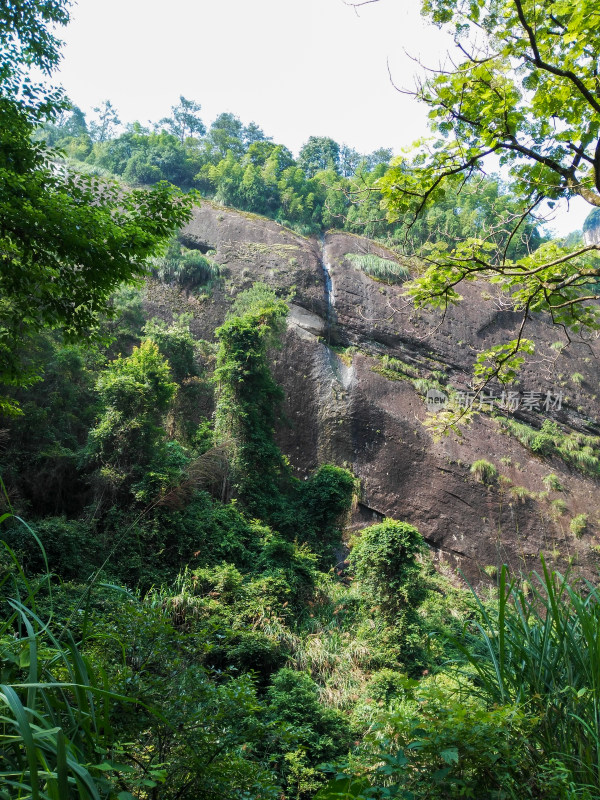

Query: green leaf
left=440, top=747, right=459, bottom=765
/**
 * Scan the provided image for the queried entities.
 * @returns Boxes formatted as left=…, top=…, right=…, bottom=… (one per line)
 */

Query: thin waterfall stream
left=319, top=235, right=335, bottom=341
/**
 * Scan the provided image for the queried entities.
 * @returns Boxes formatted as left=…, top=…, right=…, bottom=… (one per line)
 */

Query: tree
left=339, top=144, right=362, bottom=177
left=0, top=1, right=195, bottom=414
left=88, top=98, right=120, bottom=142
left=86, top=340, right=178, bottom=495
left=243, top=120, right=271, bottom=147
left=207, top=112, right=246, bottom=159
left=160, top=95, right=206, bottom=143
left=361, top=0, right=600, bottom=389
left=365, top=147, right=393, bottom=171
left=298, top=136, right=341, bottom=177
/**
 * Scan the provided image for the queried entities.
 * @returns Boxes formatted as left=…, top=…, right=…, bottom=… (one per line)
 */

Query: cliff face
left=583, top=208, right=600, bottom=246
left=145, top=201, right=600, bottom=580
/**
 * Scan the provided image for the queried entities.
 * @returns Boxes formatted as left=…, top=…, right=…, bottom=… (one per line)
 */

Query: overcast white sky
left=54, top=0, right=590, bottom=235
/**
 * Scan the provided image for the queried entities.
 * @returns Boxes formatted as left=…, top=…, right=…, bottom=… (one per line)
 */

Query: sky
left=54, top=0, right=590, bottom=235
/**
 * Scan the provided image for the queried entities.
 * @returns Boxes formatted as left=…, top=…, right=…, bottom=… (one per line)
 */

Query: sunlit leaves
left=473, top=338, right=535, bottom=384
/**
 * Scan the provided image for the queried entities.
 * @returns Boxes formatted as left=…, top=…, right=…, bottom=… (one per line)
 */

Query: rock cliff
left=144, top=201, right=600, bottom=580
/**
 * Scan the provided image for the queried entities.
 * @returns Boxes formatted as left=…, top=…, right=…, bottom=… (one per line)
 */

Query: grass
left=508, top=485, right=535, bottom=503
left=287, top=579, right=373, bottom=709
left=0, top=516, right=126, bottom=800
left=457, top=559, right=600, bottom=791
left=500, top=417, right=600, bottom=476
left=371, top=354, right=419, bottom=382
left=152, top=248, right=220, bottom=290
left=551, top=498, right=568, bottom=517
left=345, top=253, right=410, bottom=285
left=570, top=514, right=588, bottom=538
left=370, top=355, right=450, bottom=405
left=542, top=473, right=563, bottom=492
left=470, top=459, right=498, bottom=485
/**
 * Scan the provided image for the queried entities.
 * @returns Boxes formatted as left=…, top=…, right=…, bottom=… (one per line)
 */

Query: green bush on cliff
left=470, top=459, right=498, bottom=485
left=214, top=287, right=355, bottom=562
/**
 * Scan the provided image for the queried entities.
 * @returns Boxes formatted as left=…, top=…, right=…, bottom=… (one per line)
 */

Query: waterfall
left=319, top=236, right=335, bottom=339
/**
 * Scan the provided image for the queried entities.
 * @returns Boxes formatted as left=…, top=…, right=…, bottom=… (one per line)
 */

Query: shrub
left=256, top=534, right=319, bottom=610
left=266, top=668, right=353, bottom=796
left=2, top=516, right=101, bottom=581
left=570, top=514, right=588, bottom=538
left=328, top=681, right=536, bottom=800
left=470, top=459, right=498, bottom=485
left=152, top=237, right=220, bottom=289
left=551, top=498, right=568, bottom=517
left=349, top=520, right=427, bottom=630
left=543, top=473, right=563, bottom=491
left=293, top=465, right=356, bottom=560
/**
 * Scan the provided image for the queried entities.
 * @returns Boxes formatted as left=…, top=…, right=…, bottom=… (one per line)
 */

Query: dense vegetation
left=3, top=2, right=600, bottom=799
left=41, top=98, right=545, bottom=260
left=3, top=281, right=600, bottom=799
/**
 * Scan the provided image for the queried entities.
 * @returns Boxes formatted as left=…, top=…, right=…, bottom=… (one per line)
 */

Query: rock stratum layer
left=145, top=201, right=600, bottom=580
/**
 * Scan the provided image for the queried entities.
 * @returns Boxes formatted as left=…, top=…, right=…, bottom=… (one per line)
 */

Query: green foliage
left=293, top=465, right=356, bottom=557
left=551, top=498, right=568, bottom=517
left=370, top=354, right=420, bottom=382
left=266, top=668, right=353, bottom=797
left=320, top=679, right=536, bottom=800
left=0, top=528, right=127, bottom=799
left=4, top=516, right=102, bottom=581
left=298, top=136, right=341, bottom=178
left=455, top=561, right=600, bottom=792
left=0, top=0, right=195, bottom=413
left=216, top=292, right=355, bottom=564
left=143, top=314, right=201, bottom=383
left=229, top=282, right=285, bottom=319
left=501, top=418, right=600, bottom=476
left=570, top=514, right=588, bottom=538
left=469, top=459, right=498, bottom=485
left=473, top=339, right=536, bottom=385
left=7, top=10, right=599, bottom=794
left=583, top=208, right=600, bottom=238
left=104, top=284, right=146, bottom=354
left=214, top=294, right=289, bottom=515
left=151, top=236, right=220, bottom=290
left=349, top=520, right=427, bottom=619
left=0, top=334, right=100, bottom=515
left=38, top=88, right=549, bottom=253
left=345, top=253, right=410, bottom=284
left=86, top=340, right=177, bottom=497
left=160, top=95, right=206, bottom=143
left=349, top=520, right=428, bottom=671
left=543, top=473, right=564, bottom=492
left=375, top=0, right=600, bottom=392
left=257, top=535, right=319, bottom=611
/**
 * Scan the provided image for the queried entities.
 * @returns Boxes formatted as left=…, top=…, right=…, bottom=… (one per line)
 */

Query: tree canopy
left=368, top=0, right=600, bottom=390
left=0, top=0, right=195, bottom=413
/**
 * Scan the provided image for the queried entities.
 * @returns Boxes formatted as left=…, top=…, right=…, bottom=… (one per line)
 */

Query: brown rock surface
left=145, top=201, right=600, bottom=581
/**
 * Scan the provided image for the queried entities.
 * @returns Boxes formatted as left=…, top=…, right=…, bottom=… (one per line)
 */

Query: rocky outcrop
left=145, top=201, right=600, bottom=581
left=583, top=208, right=600, bottom=246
